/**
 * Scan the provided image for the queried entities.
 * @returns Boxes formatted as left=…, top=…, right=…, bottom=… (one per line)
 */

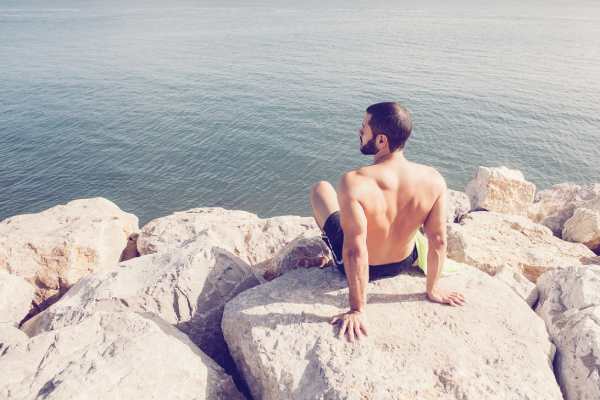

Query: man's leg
left=310, top=181, right=340, bottom=230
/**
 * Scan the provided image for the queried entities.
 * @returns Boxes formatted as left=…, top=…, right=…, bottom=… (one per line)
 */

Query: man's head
left=359, top=102, right=412, bottom=155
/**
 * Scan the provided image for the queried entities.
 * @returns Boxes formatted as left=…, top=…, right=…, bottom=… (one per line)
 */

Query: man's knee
left=310, top=180, right=335, bottom=200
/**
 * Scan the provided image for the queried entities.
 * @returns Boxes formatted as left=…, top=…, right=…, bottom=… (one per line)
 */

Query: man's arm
left=422, top=178, right=465, bottom=306
left=330, top=172, right=369, bottom=342
left=338, top=173, right=369, bottom=312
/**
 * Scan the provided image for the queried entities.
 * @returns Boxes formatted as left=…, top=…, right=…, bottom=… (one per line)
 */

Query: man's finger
left=339, top=319, right=349, bottom=338
left=360, top=323, right=368, bottom=336
left=353, top=322, right=363, bottom=340
left=330, top=316, right=339, bottom=325
left=347, top=321, right=355, bottom=342
left=451, top=296, right=463, bottom=306
left=451, top=294, right=465, bottom=305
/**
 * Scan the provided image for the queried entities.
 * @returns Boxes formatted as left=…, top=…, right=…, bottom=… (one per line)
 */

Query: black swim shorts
left=321, top=211, right=418, bottom=282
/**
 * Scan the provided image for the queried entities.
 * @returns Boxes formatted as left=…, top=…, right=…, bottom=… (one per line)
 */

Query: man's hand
left=427, top=287, right=466, bottom=306
left=330, top=310, right=368, bottom=342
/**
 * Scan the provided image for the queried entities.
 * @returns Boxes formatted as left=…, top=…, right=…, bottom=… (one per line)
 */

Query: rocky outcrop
left=222, top=266, right=561, bottom=400
left=528, top=183, right=600, bottom=236
left=446, top=189, right=471, bottom=223
left=0, top=270, right=34, bottom=326
left=0, top=198, right=139, bottom=311
left=0, top=311, right=243, bottom=399
left=447, top=211, right=595, bottom=282
left=536, top=265, right=600, bottom=400
left=563, top=197, right=600, bottom=254
left=138, top=207, right=320, bottom=279
left=22, top=246, right=259, bottom=372
left=465, top=166, right=536, bottom=216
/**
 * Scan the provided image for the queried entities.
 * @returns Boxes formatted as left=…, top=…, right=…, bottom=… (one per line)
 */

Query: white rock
left=446, top=189, right=471, bottom=223
left=0, top=270, right=34, bottom=326
left=0, top=311, right=243, bottom=399
left=563, top=197, right=600, bottom=253
left=0, top=198, right=139, bottom=310
left=138, top=207, right=320, bottom=279
left=536, top=265, right=600, bottom=400
left=223, top=266, right=561, bottom=400
left=494, top=266, right=538, bottom=307
left=528, top=183, right=600, bottom=236
left=0, top=326, right=29, bottom=351
left=22, top=246, right=259, bottom=372
left=447, top=211, right=595, bottom=282
left=465, top=166, right=536, bottom=216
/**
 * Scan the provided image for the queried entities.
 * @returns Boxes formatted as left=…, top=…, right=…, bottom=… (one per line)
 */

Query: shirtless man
left=310, top=102, right=465, bottom=342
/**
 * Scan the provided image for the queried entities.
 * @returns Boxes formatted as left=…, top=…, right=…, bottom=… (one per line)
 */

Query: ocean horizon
left=2, top=0, right=599, bottom=225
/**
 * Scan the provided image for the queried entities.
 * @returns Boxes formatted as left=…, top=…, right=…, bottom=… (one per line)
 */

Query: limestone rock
left=447, top=211, right=595, bottom=282
left=0, top=326, right=29, bottom=352
left=260, top=236, right=332, bottom=281
left=0, top=198, right=139, bottom=310
left=0, top=270, right=34, bottom=326
left=528, top=183, right=600, bottom=236
left=536, top=265, right=600, bottom=400
left=494, top=266, right=538, bottom=307
left=222, top=266, right=561, bottom=400
left=0, top=311, right=243, bottom=399
left=446, top=189, right=471, bottom=223
left=563, top=198, right=600, bottom=253
left=138, top=207, right=320, bottom=278
left=22, top=246, right=259, bottom=371
left=465, top=166, right=536, bottom=216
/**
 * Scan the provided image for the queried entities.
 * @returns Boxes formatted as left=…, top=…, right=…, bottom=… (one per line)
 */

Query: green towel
left=414, top=230, right=460, bottom=276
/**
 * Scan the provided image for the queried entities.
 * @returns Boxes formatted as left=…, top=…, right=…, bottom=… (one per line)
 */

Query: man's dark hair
left=366, top=102, right=412, bottom=152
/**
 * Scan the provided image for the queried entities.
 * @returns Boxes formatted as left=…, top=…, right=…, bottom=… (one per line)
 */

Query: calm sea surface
left=1, top=0, right=599, bottom=225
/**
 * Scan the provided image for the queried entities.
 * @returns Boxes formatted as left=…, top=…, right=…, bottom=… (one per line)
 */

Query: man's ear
left=377, top=134, right=387, bottom=148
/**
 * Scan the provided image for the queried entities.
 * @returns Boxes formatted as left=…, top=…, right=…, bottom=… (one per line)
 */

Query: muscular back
left=340, top=156, right=446, bottom=266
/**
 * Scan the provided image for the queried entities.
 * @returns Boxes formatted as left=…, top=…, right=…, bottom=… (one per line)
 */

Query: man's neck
left=373, top=150, right=405, bottom=164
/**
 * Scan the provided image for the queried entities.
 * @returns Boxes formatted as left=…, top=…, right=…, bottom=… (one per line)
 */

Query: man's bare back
left=344, top=156, right=445, bottom=266
left=310, top=102, right=464, bottom=342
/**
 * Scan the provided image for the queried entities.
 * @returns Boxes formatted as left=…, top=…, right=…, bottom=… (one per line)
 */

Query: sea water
left=1, top=0, right=599, bottom=224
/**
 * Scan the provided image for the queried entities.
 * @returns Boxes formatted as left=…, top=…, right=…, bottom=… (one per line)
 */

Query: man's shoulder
left=410, top=162, right=446, bottom=189
left=338, top=169, right=372, bottom=197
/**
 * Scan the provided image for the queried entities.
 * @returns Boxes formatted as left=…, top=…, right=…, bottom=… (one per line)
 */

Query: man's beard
left=360, top=136, right=378, bottom=155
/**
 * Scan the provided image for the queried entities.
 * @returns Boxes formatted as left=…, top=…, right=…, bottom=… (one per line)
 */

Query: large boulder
left=22, top=246, right=259, bottom=372
left=0, top=270, right=34, bottom=326
left=222, top=266, right=561, bottom=400
left=563, top=197, right=600, bottom=253
left=138, top=207, right=320, bottom=279
left=447, top=211, right=595, bottom=282
left=0, top=198, right=139, bottom=311
left=528, top=183, right=600, bottom=236
left=536, top=265, right=600, bottom=400
left=0, top=311, right=243, bottom=399
left=465, top=166, right=536, bottom=216
left=446, top=189, right=471, bottom=223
